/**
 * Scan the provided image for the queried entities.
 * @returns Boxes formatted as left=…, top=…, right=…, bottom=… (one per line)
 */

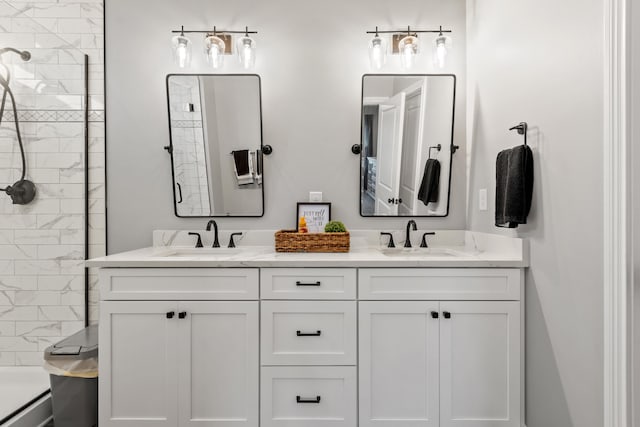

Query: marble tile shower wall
left=0, top=0, right=105, bottom=366
left=169, top=77, right=211, bottom=216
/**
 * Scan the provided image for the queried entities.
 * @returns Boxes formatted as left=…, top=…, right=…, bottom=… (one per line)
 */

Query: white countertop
left=87, top=230, right=528, bottom=268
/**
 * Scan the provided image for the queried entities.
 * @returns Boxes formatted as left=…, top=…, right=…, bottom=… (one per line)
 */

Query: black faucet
left=206, top=220, right=220, bottom=248
left=380, top=232, right=395, bottom=248
left=188, top=232, right=203, bottom=248
left=420, top=232, right=436, bottom=248
left=228, top=233, right=243, bottom=248
left=404, top=220, right=417, bottom=248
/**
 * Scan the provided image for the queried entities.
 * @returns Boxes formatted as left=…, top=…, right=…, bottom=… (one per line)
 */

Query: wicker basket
left=274, top=230, right=350, bottom=253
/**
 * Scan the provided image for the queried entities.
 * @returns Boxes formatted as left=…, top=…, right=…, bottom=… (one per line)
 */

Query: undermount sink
left=152, top=248, right=242, bottom=257
left=378, top=248, right=467, bottom=258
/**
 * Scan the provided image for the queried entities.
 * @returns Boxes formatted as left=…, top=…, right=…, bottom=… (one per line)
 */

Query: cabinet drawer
left=100, top=268, right=259, bottom=300
left=261, top=366, right=357, bottom=427
left=359, top=268, right=522, bottom=300
left=260, top=268, right=356, bottom=300
left=261, top=301, right=356, bottom=366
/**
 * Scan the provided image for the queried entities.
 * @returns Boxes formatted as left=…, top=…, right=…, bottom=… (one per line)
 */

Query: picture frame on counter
left=296, top=202, right=331, bottom=233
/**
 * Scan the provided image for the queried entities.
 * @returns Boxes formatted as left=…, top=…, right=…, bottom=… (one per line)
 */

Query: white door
left=398, top=90, right=423, bottom=215
left=177, top=301, right=259, bottom=427
left=99, top=301, right=179, bottom=427
left=359, top=302, right=440, bottom=427
left=375, top=92, right=406, bottom=215
left=439, top=301, right=521, bottom=427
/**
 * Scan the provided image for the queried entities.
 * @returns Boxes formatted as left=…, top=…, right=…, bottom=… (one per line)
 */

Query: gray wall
left=465, top=0, right=603, bottom=426
left=105, top=0, right=467, bottom=253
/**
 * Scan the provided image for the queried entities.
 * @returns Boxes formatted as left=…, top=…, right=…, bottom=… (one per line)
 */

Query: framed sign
left=297, top=202, right=331, bottom=233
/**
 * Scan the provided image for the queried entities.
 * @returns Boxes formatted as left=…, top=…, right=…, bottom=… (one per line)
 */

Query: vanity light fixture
left=365, top=26, right=452, bottom=70
left=398, top=29, right=420, bottom=69
left=433, top=26, right=452, bottom=69
left=204, top=31, right=226, bottom=69
left=170, top=26, right=258, bottom=69
left=237, top=27, right=256, bottom=69
left=171, top=26, right=192, bottom=69
left=368, top=27, right=387, bottom=70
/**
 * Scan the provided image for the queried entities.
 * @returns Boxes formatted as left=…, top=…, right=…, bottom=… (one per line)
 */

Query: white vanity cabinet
left=98, top=265, right=524, bottom=427
left=99, top=269, right=259, bottom=427
left=358, top=269, right=523, bottom=427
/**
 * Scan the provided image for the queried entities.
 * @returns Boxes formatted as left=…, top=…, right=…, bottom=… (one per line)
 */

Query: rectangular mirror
left=166, top=74, right=264, bottom=217
left=360, top=74, right=456, bottom=217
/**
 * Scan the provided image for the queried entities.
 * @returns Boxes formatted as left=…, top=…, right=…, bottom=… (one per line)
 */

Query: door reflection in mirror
left=360, top=75, right=456, bottom=217
left=166, top=74, right=264, bottom=217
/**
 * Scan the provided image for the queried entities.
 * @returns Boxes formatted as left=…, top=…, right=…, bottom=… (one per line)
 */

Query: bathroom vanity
left=88, top=230, right=527, bottom=427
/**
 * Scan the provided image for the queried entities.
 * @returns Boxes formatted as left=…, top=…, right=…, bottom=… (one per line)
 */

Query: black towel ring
left=428, top=144, right=442, bottom=159
left=509, top=122, right=528, bottom=146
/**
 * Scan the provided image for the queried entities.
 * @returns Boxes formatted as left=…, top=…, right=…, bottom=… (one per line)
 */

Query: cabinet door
left=439, top=301, right=521, bottom=427
left=99, top=301, right=179, bottom=427
left=359, top=302, right=440, bottom=427
left=177, top=301, right=259, bottom=427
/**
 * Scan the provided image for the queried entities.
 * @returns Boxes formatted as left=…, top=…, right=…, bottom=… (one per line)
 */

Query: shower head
left=0, top=47, right=31, bottom=62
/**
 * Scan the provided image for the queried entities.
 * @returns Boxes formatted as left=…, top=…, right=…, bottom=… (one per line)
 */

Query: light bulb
left=237, top=35, right=256, bottom=69
left=398, top=35, right=419, bottom=69
left=205, top=34, right=226, bottom=69
left=433, top=34, right=452, bottom=69
left=171, top=34, right=191, bottom=68
left=368, top=35, right=387, bottom=70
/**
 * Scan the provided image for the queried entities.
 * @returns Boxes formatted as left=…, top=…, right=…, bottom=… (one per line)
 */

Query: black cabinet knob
left=431, top=311, right=439, bottom=319
left=443, top=311, right=451, bottom=319
left=178, top=311, right=187, bottom=319
left=166, top=311, right=175, bottom=319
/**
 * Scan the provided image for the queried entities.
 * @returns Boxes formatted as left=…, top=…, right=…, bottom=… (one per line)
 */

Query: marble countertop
left=86, top=230, right=529, bottom=268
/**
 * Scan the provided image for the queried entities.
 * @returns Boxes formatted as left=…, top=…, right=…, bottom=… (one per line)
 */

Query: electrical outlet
left=479, top=188, right=488, bottom=211
left=309, top=192, right=323, bottom=202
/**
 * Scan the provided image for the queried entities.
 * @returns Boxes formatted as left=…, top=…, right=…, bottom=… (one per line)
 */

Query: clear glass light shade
left=433, top=34, right=452, bottom=69
left=172, top=34, right=192, bottom=68
left=368, top=35, right=387, bottom=70
left=237, top=35, right=256, bottom=69
left=398, top=35, right=419, bottom=69
left=205, top=34, right=226, bottom=69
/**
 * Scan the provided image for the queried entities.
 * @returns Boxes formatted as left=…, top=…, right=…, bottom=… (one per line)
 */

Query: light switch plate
left=309, top=192, right=323, bottom=202
left=479, top=188, right=488, bottom=211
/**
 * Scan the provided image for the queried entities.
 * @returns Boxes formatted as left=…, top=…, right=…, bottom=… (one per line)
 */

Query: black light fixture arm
left=172, top=26, right=258, bottom=35
left=366, top=25, right=452, bottom=35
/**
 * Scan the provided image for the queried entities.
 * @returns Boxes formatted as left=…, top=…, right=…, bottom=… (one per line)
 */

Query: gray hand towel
left=495, top=145, right=533, bottom=228
left=418, top=158, right=441, bottom=205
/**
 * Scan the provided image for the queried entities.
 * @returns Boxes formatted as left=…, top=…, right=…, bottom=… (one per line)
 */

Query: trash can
left=44, top=325, right=98, bottom=427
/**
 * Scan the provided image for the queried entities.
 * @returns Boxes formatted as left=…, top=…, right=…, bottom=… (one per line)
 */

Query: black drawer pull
left=296, top=330, right=322, bottom=337
left=296, top=395, right=321, bottom=404
left=166, top=311, right=175, bottom=319
left=443, top=311, right=451, bottom=319
left=296, top=281, right=321, bottom=287
left=178, top=311, right=187, bottom=319
left=431, top=311, right=439, bottom=319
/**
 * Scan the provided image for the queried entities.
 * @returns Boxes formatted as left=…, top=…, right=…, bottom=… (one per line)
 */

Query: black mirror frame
left=358, top=73, right=457, bottom=218
left=165, top=73, right=265, bottom=218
